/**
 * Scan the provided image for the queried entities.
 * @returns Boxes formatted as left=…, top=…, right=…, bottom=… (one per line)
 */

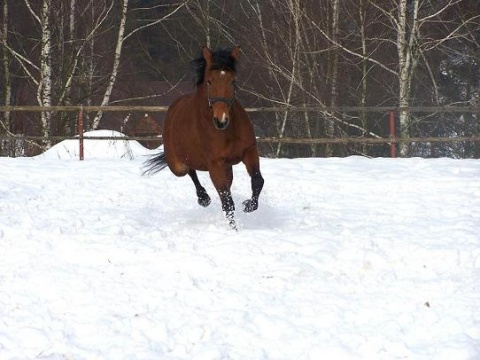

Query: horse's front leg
left=242, top=146, right=264, bottom=213
left=219, top=189, right=236, bottom=230
left=209, top=163, right=236, bottom=230
left=188, top=170, right=211, bottom=207
left=243, top=170, right=264, bottom=212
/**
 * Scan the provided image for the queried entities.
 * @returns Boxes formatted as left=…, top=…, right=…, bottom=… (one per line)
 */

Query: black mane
left=191, top=48, right=237, bottom=86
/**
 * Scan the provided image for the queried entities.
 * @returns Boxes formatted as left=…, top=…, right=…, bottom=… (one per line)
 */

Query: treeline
left=1, top=0, right=479, bottom=158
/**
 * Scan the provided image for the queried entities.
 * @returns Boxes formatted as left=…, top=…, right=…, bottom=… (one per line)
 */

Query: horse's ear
left=202, top=46, right=213, bottom=65
left=231, top=46, right=240, bottom=60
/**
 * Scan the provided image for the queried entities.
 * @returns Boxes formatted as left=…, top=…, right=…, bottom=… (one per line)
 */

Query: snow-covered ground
left=0, top=134, right=479, bottom=360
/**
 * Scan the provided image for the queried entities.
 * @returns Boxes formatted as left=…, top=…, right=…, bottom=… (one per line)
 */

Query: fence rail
left=1, top=105, right=480, bottom=113
left=1, top=135, right=479, bottom=145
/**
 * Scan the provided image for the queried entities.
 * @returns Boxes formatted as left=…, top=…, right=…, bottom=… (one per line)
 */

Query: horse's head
left=202, top=46, right=239, bottom=130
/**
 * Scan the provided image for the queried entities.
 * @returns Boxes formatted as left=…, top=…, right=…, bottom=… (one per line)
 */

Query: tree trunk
left=326, top=0, right=340, bottom=156
left=39, top=0, right=53, bottom=148
left=1, top=0, right=11, bottom=125
left=1, top=0, right=14, bottom=155
left=359, top=0, right=368, bottom=155
left=396, top=0, right=420, bottom=157
left=275, top=0, right=302, bottom=157
left=92, top=0, right=128, bottom=130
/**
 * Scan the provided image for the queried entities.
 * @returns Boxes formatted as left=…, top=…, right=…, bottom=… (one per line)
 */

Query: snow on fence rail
left=1, top=105, right=479, bottom=159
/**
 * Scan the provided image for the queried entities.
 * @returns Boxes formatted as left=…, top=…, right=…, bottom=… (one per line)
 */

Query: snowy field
left=0, top=132, right=479, bottom=360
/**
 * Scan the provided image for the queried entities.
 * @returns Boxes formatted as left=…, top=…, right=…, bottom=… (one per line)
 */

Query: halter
left=207, top=81, right=236, bottom=109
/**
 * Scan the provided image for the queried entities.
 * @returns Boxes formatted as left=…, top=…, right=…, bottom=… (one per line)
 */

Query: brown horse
left=144, top=46, right=264, bottom=229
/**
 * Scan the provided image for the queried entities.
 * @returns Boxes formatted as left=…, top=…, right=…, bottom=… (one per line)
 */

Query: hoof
left=198, top=194, right=211, bottom=207
left=229, top=220, right=238, bottom=231
left=242, top=199, right=258, bottom=213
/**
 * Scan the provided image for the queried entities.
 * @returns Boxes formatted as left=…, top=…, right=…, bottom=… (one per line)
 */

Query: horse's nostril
left=213, top=117, right=229, bottom=130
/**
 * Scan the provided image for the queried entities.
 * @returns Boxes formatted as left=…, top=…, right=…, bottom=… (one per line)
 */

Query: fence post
left=389, top=110, right=396, bottom=158
left=78, top=106, right=84, bottom=160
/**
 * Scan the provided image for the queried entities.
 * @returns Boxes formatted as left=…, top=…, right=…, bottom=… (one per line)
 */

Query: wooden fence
left=1, top=105, right=479, bottom=159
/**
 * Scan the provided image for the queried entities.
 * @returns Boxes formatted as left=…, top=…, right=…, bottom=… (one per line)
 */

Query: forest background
left=0, top=0, right=479, bottom=158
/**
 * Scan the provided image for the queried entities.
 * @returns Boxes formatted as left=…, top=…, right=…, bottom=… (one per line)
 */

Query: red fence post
left=78, top=107, right=84, bottom=160
left=389, top=110, right=396, bottom=158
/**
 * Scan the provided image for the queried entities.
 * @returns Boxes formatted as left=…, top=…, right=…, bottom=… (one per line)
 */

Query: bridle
left=207, top=80, right=236, bottom=109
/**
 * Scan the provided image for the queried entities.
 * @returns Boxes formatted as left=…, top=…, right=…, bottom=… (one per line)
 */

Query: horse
left=144, top=46, right=264, bottom=230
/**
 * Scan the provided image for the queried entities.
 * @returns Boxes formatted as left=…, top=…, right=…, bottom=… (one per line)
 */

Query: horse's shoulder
left=234, top=103, right=253, bottom=127
left=167, top=93, right=196, bottom=120
left=233, top=101, right=248, bottom=119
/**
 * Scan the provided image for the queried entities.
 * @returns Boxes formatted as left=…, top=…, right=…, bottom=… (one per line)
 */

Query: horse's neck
left=193, top=84, right=210, bottom=112
left=195, top=83, right=207, bottom=98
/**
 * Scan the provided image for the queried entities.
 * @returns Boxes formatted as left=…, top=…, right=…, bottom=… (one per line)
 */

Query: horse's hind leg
left=189, top=170, right=211, bottom=207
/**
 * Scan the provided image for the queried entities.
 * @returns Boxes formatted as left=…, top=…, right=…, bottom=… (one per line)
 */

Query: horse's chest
left=206, top=136, right=243, bottom=165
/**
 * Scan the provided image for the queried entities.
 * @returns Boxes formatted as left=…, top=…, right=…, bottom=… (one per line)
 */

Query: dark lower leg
left=189, top=170, right=211, bottom=207
left=210, top=165, right=236, bottom=230
left=243, top=170, right=264, bottom=213
left=219, top=190, right=236, bottom=230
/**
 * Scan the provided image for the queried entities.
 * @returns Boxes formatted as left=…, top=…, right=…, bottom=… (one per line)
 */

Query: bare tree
left=91, top=0, right=188, bottom=129
left=20, top=0, right=54, bottom=147
left=0, top=0, right=116, bottom=150
left=372, top=0, right=422, bottom=156
left=91, top=0, right=128, bottom=129
left=303, top=0, right=479, bottom=156
left=1, top=0, right=12, bottom=153
left=237, top=0, right=330, bottom=156
left=241, top=0, right=385, bottom=156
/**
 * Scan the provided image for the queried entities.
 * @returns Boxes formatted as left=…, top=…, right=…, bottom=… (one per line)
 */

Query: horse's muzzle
left=208, top=95, right=234, bottom=130
left=213, top=116, right=230, bottom=130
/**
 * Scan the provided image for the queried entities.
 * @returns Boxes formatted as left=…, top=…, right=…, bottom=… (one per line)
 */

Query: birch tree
left=358, top=0, right=370, bottom=155
left=21, top=0, right=54, bottom=146
left=325, top=0, right=340, bottom=156
left=91, top=0, right=128, bottom=129
left=378, top=0, right=421, bottom=156
left=0, top=0, right=23, bottom=156
left=1, top=0, right=12, bottom=154
left=380, top=0, right=479, bottom=156
left=273, top=0, right=302, bottom=157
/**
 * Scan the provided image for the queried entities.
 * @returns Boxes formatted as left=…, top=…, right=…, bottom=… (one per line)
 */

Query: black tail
left=143, top=152, right=168, bottom=176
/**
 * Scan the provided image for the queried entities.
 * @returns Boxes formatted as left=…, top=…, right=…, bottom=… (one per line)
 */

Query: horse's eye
left=207, top=80, right=212, bottom=86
